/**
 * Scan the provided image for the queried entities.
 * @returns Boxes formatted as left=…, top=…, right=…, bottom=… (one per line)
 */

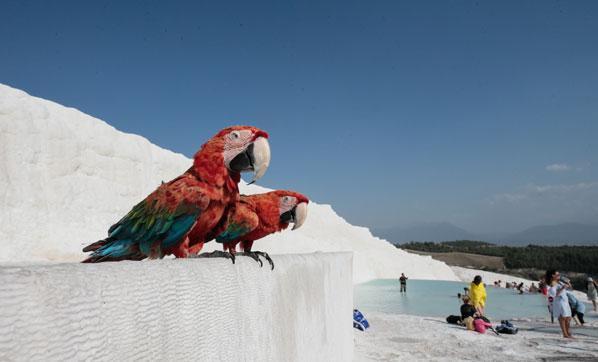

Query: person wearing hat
left=587, top=277, right=598, bottom=312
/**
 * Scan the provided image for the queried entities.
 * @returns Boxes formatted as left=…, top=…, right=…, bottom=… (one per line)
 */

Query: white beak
left=249, top=136, right=271, bottom=184
left=292, top=202, right=308, bottom=230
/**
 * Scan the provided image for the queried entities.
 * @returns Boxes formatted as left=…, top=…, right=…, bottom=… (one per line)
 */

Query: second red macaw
left=209, top=190, right=309, bottom=269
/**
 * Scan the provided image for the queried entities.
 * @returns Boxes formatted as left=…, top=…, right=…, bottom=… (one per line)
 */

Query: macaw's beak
left=292, top=202, right=308, bottom=230
left=229, top=136, right=271, bottom=184
left=280, top=202, right=308, bottom=230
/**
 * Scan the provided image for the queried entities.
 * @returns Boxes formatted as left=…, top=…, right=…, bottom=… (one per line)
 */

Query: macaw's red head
left=271, top=190, right=309, bottom=230
left=193, top=126, right=270, bottom=186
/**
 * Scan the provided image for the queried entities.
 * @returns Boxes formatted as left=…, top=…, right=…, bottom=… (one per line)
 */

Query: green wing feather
left=107, top=199, right=201, bottom=256
left=215, top=203, right=259, bottom=244
left=215, top=222, right=252, bottom=243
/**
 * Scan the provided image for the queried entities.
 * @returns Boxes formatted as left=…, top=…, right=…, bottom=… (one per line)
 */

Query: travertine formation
left=0, top=253, right=353, bottom=361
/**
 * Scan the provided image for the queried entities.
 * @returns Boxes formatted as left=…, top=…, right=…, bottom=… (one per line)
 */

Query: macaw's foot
left=194, top=250, right=236, bottom=264
left=242, top=251, right=274, bottom=270
left=241, top=251, right=263, bottom=267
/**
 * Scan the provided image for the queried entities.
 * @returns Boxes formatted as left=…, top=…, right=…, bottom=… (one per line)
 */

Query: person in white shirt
left=545, top=270, right=572, bottom=338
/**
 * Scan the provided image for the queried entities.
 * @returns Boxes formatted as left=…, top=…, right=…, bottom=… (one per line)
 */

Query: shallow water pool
left=355, top=279, right=550, bottom=320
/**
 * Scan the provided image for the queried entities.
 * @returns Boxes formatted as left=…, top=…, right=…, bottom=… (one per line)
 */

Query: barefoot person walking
left=546, top=270, right=573, bottom=338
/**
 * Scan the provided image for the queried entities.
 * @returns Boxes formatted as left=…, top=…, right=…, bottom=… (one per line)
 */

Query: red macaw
left=82, top=126, right=270, bottom=262
left=211, top=190, right=309, bottom=269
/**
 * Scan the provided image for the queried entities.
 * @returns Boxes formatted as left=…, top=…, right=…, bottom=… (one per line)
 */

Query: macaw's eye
left=283, top=196, right=290, bottom=203
left=229, top=131, right=240, bottom=140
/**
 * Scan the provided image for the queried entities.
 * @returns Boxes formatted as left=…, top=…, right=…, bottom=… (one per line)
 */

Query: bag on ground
left=496, top=320, right=518, bottom=335
left=446, top=315, right=462, bottom=325
left=353, top=309, right=370, bottom=331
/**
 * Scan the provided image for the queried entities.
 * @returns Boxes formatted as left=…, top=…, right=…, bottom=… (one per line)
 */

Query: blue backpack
left=353, top=309, right=370, bottom=331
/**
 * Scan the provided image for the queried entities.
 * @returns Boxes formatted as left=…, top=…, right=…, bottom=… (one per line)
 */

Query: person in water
left=399, top=273, right=408, bottom=293
left=545, top=270, right=573, bottom=338
left=469, top=275, right=487, bottom=316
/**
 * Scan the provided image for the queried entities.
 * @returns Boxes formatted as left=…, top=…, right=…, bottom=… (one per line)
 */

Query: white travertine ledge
left=0, top=252, right=353, bottom=362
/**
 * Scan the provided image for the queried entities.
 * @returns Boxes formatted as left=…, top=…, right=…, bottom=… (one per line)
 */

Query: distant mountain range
left=374, top=222, right=477, bottom=243
left=374, top=222, right=598, bottom=246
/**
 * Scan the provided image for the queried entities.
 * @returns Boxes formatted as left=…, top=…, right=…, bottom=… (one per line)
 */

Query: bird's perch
left=0, top=253, right=353, bottom=361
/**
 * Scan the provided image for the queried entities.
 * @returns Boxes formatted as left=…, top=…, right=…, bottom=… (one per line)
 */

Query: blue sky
left=1, top=1, right=597, bottom=233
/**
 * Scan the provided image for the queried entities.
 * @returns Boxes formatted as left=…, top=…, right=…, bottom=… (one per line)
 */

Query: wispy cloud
left=531, top=182, right=598, bottom=193
left=483, top=181, right=598, bottom=232
left=545, top=163, right=571, bottom=172
left=491, top=181, right=598, bottom=204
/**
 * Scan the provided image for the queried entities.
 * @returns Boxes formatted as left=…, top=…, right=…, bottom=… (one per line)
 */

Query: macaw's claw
left=253, top=251, right=274, bottom=270
left=241, top=252, right=263, bottom=267
left=194, top=250, right=236, bottom=264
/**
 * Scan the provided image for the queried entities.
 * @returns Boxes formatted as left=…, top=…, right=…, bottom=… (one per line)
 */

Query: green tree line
left=399, top=241, right=598, bottom=275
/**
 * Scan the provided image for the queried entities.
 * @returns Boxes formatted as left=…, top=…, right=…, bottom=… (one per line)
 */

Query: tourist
left=529, top=283, right=538, bottom=293
left=460, top=295, right=477, bottom=319
left=399, top=273, right=408, bottom=293
left=587, top=277, right=598, bottom=312
left=545, top=270, right=572, bottom=338
left=566, top=291, right=586, bottom=326
left=469, top=275, right=487, bottom=316
left=460, top=295, right=477, bottom=331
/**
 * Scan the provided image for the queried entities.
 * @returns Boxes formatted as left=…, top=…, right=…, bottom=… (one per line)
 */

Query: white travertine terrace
left=0, top=253, right=353, bottom=361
